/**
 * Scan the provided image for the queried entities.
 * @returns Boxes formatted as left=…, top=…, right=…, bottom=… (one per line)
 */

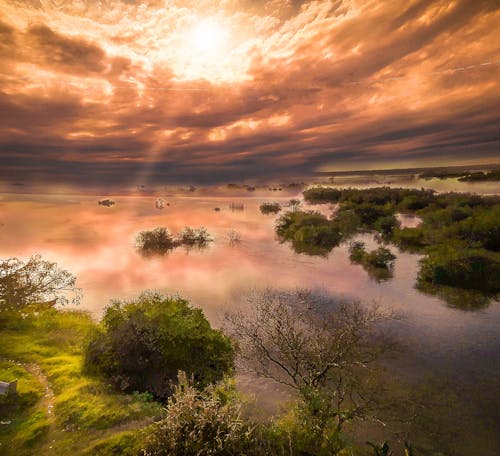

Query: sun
left=189, top=19, right=226, bottom=54
left=169, top=17, right=250, bottom=83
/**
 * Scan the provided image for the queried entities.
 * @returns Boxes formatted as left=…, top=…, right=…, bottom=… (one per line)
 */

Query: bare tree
left=225, top=289, right=398, bottom=437
left=0, top=255, right=81, bottom=308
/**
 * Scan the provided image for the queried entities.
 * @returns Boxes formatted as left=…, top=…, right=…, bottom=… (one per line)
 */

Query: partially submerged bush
left=260, top=202, right=281, bottom=214
left=177, top=227, right=213, bottom=247
left=84, top=291, right=234, bottom=399
left=136, top=228, right=175, bottom=253
left=303, top=187, right=342, bottom=203
left=276, top=211, right=342, bottom=255
left=349, top=242, right=396, bottom=281
left=417, top=248, right=500, bottom=293
left=136, top=227, right=213, bottom=254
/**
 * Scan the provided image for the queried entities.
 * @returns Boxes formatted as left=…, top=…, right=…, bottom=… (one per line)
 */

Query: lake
left=1, top=177, right=499, bottom=454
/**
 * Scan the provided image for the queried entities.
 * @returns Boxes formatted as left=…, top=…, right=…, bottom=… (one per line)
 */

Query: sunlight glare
left=189, top=19, right=226, bottom=54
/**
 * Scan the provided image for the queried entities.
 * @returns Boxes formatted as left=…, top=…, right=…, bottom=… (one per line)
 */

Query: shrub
left=260, top=202, right=281, bottom=215
left=136, top=228, right=175, bottom=253
left=84, top=291, right=234, bottom=399
left=392, top=227, right=427, bottom=251
left=346, top=203, right=394, bottom=227
left=374, top=215, right=400, bottom=236
left=178, top=227, right=212, bottom=247
left=364, top=247, right=396, bottom=269
left=348, top=241, right=366, bottom=263
left=142, top=372, right=265, bottom=456
left=303, top=187, right=342, bottom=203
left=417, top=248, right=500, bottom=292
left=276, top=211, right=342, bottom=255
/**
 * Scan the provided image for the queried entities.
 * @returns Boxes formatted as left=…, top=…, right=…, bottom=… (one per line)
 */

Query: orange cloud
left=0, top=0, right=499, bottom=187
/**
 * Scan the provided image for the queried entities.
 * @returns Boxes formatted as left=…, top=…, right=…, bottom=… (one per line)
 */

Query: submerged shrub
left=276, top=211, right=342, bottom=255
left=417, top=248, right=500, bottom=293
left=260, top=202, right=281, bottom=214
left=303, top=187, right=342, bottom=203
left=178, top=227, right=213, bottom=247
left=136, top=228, right=175, bottom=253
left=84, top=291, right=234, bottom=399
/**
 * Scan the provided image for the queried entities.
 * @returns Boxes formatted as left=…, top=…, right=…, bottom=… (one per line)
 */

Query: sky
left=0, top=0, right=499, bottom=188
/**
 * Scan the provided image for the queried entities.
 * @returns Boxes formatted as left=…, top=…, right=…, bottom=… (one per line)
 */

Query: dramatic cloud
left=0, top=0, right=498, bottom=187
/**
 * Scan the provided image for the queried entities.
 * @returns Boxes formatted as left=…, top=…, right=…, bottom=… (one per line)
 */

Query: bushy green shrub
left=343, top=203, right=394, bottom=227
left=349, top=242, right=396, bottom=282
left=259, top=202, right=281, bottom=214
left=417, top=248, right=500, bottom=292
left=374, top=215, right=400, bottom=236
left=365, top=247, right=396, bottom=269
left=303, top=187, right=342, bottom=203
left=276, top=211, right=342, bottom=255
left=392, top=227, right=427, bottom=251
left=84, top=292, right=234, bottom=399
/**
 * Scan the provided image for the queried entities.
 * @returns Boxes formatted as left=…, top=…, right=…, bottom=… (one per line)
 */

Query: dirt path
left=23, top=362, right=56, bottom=423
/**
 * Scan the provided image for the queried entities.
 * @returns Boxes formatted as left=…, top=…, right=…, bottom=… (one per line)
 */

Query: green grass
left=0, top=309, right=162, bottom=455
left=0, top=360, right=51, bottom=455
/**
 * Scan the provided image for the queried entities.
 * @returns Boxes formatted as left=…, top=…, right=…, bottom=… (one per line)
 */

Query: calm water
left=1, top=179, right=499, bottom=453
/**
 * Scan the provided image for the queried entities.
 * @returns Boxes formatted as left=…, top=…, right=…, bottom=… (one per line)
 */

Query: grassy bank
left=0, top=309, right=162, bottom=456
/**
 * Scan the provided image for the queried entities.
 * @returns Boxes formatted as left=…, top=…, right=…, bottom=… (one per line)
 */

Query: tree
left=225, top=289, right=398, bottom=452
left=0, top=255, right=81, bottom=309
left=84, top=291, right=234, bottom=399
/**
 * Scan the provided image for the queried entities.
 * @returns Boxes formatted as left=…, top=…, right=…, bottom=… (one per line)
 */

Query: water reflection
left=1, top=182, right=498, bottom=453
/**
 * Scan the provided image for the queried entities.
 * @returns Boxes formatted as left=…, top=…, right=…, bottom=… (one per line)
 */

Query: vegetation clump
left=177, top=227, right=213, bottom=247
left=84, top=291, right=234, bottom=400
left=349, top=242, right=396, bottom=282
left=297, top=186, right=500, bottom=302
left=259, top=202, right=281, bottom=214
left=276, top=211, right=341, bottom=255
left=136, top=226, right=213, bottom=255
left=136, top=227, right=176, bottom=253
left=417, top=246, right=499, bottom=293
left=143, top=372, right=266, bottom=456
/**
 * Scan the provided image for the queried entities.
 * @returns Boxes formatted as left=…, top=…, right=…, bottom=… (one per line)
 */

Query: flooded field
left=1, top=178, right=499, bottom=453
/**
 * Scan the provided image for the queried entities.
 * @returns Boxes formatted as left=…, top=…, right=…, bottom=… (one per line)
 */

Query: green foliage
left=373, top=215, right=400, bottom=236
left=392, top=227, right=427, bottom=251
left=417, top=247, right=499, bottom=293
left=276, top=211, right=342, bottom=255
left=82, top=431, right=145, bottom=456
left=301, top=186, right=500, bottom=301
left=303, top=187, right=342, bottom=203
left=0, top=361, right=50, bottom=453
left=342, top=202, right=394, bottom=227
left=349, top=242, right=396, bottom=282
left=0, top=309, right=162, bottom=455
left=84, top=291, right=234, bottom=399
left=259, top=202, right=281, bottom=214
